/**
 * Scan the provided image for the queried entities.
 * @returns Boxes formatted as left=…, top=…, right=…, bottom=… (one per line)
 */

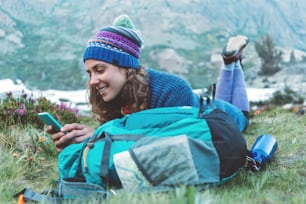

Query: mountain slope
left=0, top=0, right=305, bottom=90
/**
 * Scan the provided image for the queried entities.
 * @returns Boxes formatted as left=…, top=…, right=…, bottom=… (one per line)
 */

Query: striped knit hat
left=83, top=15, right=143, bottom=69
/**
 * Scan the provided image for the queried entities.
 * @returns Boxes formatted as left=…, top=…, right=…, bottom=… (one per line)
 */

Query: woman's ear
left=126, top=68, right=134, bottom=77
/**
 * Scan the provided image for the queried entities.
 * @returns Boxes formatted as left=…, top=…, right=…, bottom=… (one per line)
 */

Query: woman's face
left=85, top=59, right=128, bottom=102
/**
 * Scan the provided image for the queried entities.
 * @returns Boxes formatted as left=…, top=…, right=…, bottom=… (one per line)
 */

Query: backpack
left=59, top=106, right=246, bottom=187
left=16, top=106, right=248, bottom=203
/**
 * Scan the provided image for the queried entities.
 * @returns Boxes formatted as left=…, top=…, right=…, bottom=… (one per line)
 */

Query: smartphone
left=38, top=112, right=62, bottom=133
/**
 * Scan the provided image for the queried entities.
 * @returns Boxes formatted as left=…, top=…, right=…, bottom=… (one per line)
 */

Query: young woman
left=48, top=15, right=249, bottom=152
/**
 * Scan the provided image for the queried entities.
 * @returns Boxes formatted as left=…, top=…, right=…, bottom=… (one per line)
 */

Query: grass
left=0, top=107, right=305, bottom=204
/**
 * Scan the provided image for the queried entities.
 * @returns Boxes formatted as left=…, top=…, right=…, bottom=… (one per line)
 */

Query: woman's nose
left=89, top=74, right=99, bottom=85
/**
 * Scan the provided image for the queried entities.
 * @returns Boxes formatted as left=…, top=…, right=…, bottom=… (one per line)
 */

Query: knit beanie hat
left=83, top=15, right=143, bottom=69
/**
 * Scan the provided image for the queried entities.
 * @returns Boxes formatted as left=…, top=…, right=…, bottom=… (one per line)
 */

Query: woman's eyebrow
left=92, top=63, right=106, bottom=70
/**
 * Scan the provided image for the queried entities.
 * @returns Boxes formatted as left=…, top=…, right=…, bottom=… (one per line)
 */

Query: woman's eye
left=96, top=68, right=105, bottom=74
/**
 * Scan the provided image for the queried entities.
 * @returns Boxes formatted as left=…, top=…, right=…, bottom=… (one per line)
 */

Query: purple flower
left=59, top=103, right=67, bottom=110
left=18, top=108, right=25, bottom=116
left=21, top=92, right=27, bottom=99
left=6, top=92, right=12, bottom=97
left=73, top=108, right=79, bottom=114
left=29, top=98, right=36, bottom=104
left=17, top=103, right=26, bottom=116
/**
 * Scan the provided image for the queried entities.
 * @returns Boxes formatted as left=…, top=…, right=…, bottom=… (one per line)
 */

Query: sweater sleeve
left=147, top=69, right=200, bottom=108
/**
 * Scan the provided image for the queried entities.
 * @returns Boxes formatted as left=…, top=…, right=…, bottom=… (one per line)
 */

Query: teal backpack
left=59, top=106, right=246, bottom=188
left=16, top=106, right=247, bottom=202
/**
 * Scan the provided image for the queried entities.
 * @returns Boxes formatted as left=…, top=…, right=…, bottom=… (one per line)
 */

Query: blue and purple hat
left=83, top=15, right=143, bottom=69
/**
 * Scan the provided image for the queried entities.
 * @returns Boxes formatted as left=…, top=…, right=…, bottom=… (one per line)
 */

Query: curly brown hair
left=88, top=66, right=150, bottom=123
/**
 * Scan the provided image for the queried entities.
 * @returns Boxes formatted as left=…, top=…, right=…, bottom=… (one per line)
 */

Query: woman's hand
left=47, top=123, right=94, bottom=152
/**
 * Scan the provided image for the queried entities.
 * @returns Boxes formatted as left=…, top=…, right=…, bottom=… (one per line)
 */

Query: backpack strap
left=15, top=182, right=175, bottom=203
left=100, top=132, right=112, bottom=186
left=14, top=188, right=63, bottom=204
left=99, top=133, right=145, bottom=188
left=15, top=178, right=115, bottom=203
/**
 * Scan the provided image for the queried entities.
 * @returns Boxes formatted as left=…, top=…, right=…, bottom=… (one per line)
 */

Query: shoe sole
left=222, top=37, right=248, bottom=64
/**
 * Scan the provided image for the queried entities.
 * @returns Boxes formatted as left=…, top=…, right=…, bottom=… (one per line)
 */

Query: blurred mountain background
left=0, top=0, right=305, bottom=93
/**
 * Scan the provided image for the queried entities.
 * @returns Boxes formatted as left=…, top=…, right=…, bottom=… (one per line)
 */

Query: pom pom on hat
left=83, top=14, right=143, bottom=69
left=113, top=14, right=135, bottom=29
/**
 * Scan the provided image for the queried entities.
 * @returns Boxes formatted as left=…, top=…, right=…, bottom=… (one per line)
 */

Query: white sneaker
left=222, top=35, right=248, bottom=64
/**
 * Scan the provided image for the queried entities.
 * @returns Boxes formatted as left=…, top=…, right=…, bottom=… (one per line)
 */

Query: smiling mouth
left=96, top=86, right=108, bottom=94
